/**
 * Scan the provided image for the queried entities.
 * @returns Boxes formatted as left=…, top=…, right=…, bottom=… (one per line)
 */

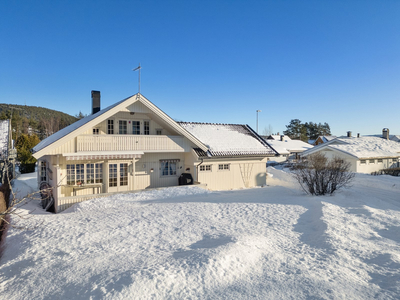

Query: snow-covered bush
left=292, top=153, right=355, bottom=195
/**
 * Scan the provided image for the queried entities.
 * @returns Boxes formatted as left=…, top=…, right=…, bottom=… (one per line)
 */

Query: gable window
left=119, top=120, right=127, bottom=134
left=93, top=128, right=99, bottom=135
left=160, top=159, right=179, bottom=176
left=132, top=121, right=140, bottom=135
left=40, top=161, right=47, bottom=182
left=108, top=120, right=114, bottom=134
left=218, top=164, right=230, bottom=171
left=200, top=165, right=212, bottom=172
left=144, top=120, right=150, bottom=135
left=360, top=160, right=366, bottom=164
left=156, top=129, right=162, bottom=135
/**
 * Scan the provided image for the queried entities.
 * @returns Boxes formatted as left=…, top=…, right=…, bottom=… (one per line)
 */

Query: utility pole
left=256, top=110, right=261, bottom=134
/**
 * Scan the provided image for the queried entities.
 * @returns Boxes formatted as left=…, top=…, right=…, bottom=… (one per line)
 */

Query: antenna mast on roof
left=133, top=63, right=141, bottom=94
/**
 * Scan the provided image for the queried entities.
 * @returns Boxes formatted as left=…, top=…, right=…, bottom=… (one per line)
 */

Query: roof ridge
left=177, top=121, right=245, bottom=126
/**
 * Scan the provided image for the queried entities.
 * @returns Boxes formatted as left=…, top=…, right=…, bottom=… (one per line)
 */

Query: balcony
left=77, top=135, right=186, bottom=152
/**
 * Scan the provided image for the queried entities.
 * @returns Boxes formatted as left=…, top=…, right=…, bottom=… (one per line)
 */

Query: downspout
left=195, top=158, right=204, bottom=183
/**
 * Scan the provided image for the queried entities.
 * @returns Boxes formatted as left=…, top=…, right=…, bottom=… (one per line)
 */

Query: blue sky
left=1, top=0, right=399, bottom=136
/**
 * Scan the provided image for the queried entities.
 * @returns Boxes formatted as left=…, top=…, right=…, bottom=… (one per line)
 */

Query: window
left=95, top=164, right=103, bottom=183
left=156, top=129, right=162, bottom=135
left=360, top=160, right=366, bottom=164
left=218, top=164, right=230, bottom=171
left=67, top=164, right=84, bottom=185
left=144, top=121, right=150, bottom=135
left=132, top=121, right=140, bottom=135
left=161, top=160, right=178, bottom=176
left=109, top=164, right=118, bottom=187
left=108, top=120, right=114, bottom=134
left=40, top=161, right=47, bottom=182
left=119, top=120, right=127, bottom=134
left=120, top=163, right=128, bottom=186
left=377, top=159, right=383, bottom=163
left=393, top=158, right=398, bottom=162
left=76, top=164, right=84, bottom=185
left=67, top=163, right=103, bottom=185
left=369, top=159, right=375, bottom=164
left=200, top=165, right=212, bottom=172
left=86, top=163, right=95, bottom=184
left=93, top=128, right=99, bottom=134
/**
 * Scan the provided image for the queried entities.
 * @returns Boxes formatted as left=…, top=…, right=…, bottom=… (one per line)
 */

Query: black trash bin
left=179, top=173, right=193, bottom=185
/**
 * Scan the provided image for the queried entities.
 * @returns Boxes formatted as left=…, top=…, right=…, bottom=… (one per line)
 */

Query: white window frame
left=160, top=160, right=179, bottom=177
left=144, top=120, right=150, bottom=135
left=40, top=161, right=47, bottom=182
left=369, top=159, right=375, bottom=164
left=377, top=159, right=383, bottom=163
left=200, top=165, right=212, bottom=172
left=67, top=163, right=103, bottom=185
left=119, top=120, right=128, bottom=134
left=107, top=119, right=114, bottom=134
left=218, top=164, right=230, bottom=171
left=360, top=160, right=366, bottom=164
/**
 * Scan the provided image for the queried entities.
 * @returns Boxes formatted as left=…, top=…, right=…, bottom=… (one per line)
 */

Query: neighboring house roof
left=303, top=136, right=400, bottom=159
left=0, top=120, right=10, bottom=160
left=266, top=139, right=313, bottom=155
left=178, top=122, right=277, bottom=158
left=368, top=134, right=400, bottom=143
left=321, top=136, right=337, bottom=143
left=308, top=139, right=316, bottom=145
left=267, top=135, right=292, bottom=141
left=32, top=93, right=208, bottom=158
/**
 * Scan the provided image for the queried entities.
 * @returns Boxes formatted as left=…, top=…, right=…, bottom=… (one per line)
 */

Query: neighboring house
left=0, top=119, right=16, bottom=184
left=265, top=138, right=313, bottom=162
left=301, top=133, right=400, bottom=173
left=32, top=92, right=277, bottom=212
left=313, top=135, right=337, bottom=146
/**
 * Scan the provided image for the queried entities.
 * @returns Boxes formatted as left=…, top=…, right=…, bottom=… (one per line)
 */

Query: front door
left=108, top=162, right=129, bottom=193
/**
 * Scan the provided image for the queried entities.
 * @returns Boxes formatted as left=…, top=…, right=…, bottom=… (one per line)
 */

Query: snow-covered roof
left=266, top=139, right=313, bottom=155
left=304, top=136, right=400, bottom=159
left=321, top=136, right=337, bottom=143
left=267, top=135, right=292, bottom=141
left=32, top=94, right=208, bottom=157
left=32, top=96, right=129, bottom=154
left=0, top=119, right=10, bottom=159
left=178, top=122, right=276, bottom=157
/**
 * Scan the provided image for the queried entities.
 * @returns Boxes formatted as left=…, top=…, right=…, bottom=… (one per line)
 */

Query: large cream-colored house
left=32, top=92, right=276, bottom=212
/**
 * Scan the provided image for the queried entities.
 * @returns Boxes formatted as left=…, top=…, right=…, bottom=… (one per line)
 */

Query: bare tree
left=262, top=124, right=274, bottom=136
left=292, top=153, right=355, bottom=195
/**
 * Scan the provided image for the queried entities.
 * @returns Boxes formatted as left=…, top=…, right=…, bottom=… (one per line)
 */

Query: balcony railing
left=77, top=135, right=185, bottom=152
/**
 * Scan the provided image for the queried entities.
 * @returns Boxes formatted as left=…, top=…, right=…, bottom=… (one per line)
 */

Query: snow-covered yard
left=1, top=167, right=400, bottom=299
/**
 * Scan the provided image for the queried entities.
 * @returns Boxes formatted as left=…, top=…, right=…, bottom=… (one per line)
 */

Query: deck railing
left=77, top=135, right=185, bottom=152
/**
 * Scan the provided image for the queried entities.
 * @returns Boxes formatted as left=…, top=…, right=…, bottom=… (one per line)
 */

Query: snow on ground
left=1, top=168, right=400, bottom=299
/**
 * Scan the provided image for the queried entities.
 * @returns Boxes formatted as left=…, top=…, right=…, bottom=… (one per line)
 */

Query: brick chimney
left=382, top=128, right=389, bottom=140
left=91, top=90, right=100, bottom=114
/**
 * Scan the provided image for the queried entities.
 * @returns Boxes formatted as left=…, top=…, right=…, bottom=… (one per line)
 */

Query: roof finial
left=133, top=63, right=141, bottom=94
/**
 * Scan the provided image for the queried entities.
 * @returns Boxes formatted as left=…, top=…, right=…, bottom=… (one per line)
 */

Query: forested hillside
left=0, top=104, right=78, bottom=141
